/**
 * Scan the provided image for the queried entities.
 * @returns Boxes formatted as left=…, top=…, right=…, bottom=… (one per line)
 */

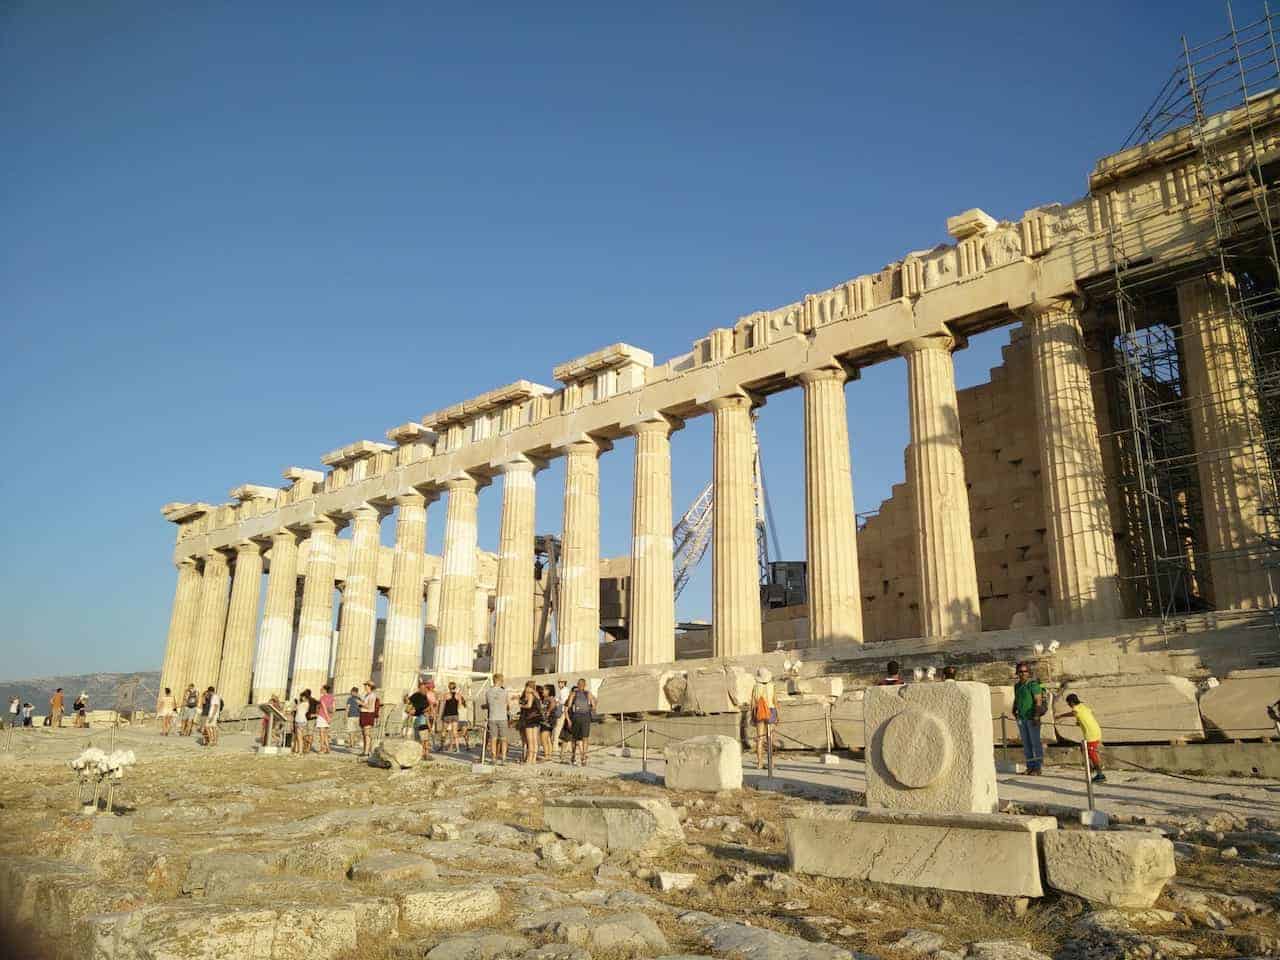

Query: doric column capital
left=1022, top=297, right=1082, bottom=325
left=554, top=434, right=613, bottom=457
left=345, top=501, right=389, bottom=523
left=707, top=392, right=753, bottom=413
left=176, top=556, right=199, bottom=570
left=496, top=455, right=538, bottom=475
left=625, top=412, right=683, bottom=437
left=303, top=515, right=341, bottom=535
left=231, top=539, right=264, bottom=557
left=393, top=490, right=428, bottom=510
left=204, top=550, right=231, bottom=569
left=797, top=365, right=848, bottom=387
left=442, top=473, right=480, bottom=494
left=897, top=335, right=956, bottom=356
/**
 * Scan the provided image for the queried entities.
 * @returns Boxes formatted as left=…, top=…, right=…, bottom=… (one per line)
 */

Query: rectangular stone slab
left=829, top=689, right=865, bottom=750
left=1198, top=668, right=1280, bottom=739
left=596, top=671, right=668, bottom=715
left=543, top=797, right=684, bottom=853
left=1056, top=675, right=1204, bottom=744
left=774, top=697, right=830, bottom=750
left=786, top=806, right=1056, bottom=897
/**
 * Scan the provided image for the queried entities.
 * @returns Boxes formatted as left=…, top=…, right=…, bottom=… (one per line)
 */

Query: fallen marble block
left=543, top=797, right=683, bottom=853
left=1199, top=668, right=1280, bottom=740
left=786, top=806, right=1056, bottom=897
left=1042, top=830, right=1176, bottom=907
left=664, top=735, right=742, bottom=792
left=1056, top=675, right=1203, bottom=744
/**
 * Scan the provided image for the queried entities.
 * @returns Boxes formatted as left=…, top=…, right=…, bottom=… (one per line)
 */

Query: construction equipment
left=672, top=412, right=780, bottom=600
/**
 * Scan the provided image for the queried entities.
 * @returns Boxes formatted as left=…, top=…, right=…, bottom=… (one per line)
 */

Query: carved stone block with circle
left=864, top=681, right=998, bottom=813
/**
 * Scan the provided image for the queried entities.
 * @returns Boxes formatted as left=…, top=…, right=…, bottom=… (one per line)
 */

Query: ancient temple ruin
left=157, top=81, right=1280, bottom=716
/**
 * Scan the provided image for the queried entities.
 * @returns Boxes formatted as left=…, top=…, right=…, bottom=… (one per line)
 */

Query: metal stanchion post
left=766, top=721, right=775, bottom=779
left=1000, top=715, right=1009, bottom=765
left=1082, top=742, right=1095, bottom=812
left=642, top=722, right=649, bottom=775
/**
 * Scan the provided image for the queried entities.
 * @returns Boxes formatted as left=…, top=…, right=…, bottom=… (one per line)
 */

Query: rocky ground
left=1, top=726, right=1278, bottom=960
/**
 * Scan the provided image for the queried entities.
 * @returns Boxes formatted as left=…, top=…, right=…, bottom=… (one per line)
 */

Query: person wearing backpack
left=1012, top=661, right=1048, bottom=776
left=750, top=667, right=778, bottom=769
left=566, top=678, right=596, bottom=767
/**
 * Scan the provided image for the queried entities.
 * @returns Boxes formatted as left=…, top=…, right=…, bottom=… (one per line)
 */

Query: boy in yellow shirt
left=1057, top=693, right=1105, bottom=783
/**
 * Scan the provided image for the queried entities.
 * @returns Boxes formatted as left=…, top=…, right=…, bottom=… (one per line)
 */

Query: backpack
left=752, top=687, right=771, bottom=723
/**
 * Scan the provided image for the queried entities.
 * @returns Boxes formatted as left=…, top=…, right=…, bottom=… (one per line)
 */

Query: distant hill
left=0, top=671, right=160, bottom=713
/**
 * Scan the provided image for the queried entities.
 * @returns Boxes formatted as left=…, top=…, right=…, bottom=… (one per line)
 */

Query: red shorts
left=1085, top=740, right=1101, bottom=769
left=359, top=713, right=375, bottom=728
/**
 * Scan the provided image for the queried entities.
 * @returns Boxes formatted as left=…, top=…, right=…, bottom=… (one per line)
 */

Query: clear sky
left=1, top=2, right=1237, bottom=679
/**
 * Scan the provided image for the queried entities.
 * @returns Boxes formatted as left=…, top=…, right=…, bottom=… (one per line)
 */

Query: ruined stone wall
left=858, top=326, right=1051, bottom=641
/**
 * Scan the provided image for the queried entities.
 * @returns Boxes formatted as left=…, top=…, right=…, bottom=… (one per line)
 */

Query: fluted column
left=217, top=540, right=265, bottom=712
left=436, top=476, right=481, bottom=673
left=1027, top=300, right=1123, bottom=623
left=159, top=558, right=203, bottom=696
left=188, top=551, right=232, bottom=691
left=492, top=458, right=538, bottom=678
left=710, top=394, right=763, bottom=657
left=900, top=336, right=982, bottom=637
left=629, top=416, right=678, bottom=665
left=252, top=527, right=301, bottom=702
left=290, top=516, right=339, bottom=696
left=384, top=492, right=429, bottom=703
left=558, top=438, right=605, bottom=672
left=333, top=503, right=385, bottom=697
left=1178, top=274, right=1276, bottom=610
left=425, top=577, right=442, bottom=640
left=800, top=366, right=864, bottom=645
left=474, top=586, right=492, bottom=660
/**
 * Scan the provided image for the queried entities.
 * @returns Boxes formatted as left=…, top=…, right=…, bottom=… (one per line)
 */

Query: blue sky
left=1, top=2, right=1235, bottom=679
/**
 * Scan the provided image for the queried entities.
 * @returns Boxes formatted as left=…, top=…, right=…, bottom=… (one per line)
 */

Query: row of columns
left=161, top=289, right=1270, bottom=713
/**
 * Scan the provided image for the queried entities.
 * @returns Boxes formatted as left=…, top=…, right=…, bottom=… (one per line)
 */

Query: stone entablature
left=171, top=90, right=1277, bottom=562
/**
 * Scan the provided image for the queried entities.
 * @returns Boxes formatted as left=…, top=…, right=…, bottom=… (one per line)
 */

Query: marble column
left=492, top=458, right=537, bottom=678
left=474, top=586, right=492, bottom=659
left=557, top=438, right=605, bottom=673
left=252, top=527, right=301, bottom=702
left=159, top=558, right=203, bottom=697
left=333, top=503, right=385, bottom=698
left=384, top=492, right=429, bottom=703
left=629, top=416, right=677, bottom=665
left=216, top=540, right=265, bottom=712
left=1027, top=300, right=1123, bottom=624
left=188, top=550, right=232, bottom=692
left=435, top=476, right=481, bottom=673
left=290, top=516, right=339, bottom=697
left=800, top=366, right=864, bottom=645
left=710, top=394, right=763, bottom=657
left=900, top=336, right=982, bottom=637
left=1178, top=274, right=1276, bottom=610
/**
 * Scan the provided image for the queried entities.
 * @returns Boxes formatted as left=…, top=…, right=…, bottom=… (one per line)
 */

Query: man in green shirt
left=1012, top=661, right=1047, bottom=775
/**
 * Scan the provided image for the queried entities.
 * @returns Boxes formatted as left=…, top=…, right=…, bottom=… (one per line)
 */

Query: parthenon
left=157, top=92, right=1280, bottom=716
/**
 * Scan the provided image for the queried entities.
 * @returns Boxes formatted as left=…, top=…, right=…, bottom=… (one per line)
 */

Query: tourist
left=73, top=692, right=88, bottom=728
left=292, top=690, right=312, bottom=754
left=877, top=661, right=904, bottom=686
left=344, top=685, right=361, bottom=747
left=1056, top=693, right=1105, bottom=783
left=537, top=685, right=556, bottom=761
left=6, top=696, right=18, bottom=729
left=21, top=702, right=34, bottom=727
left=750, top=667, right=779, bottom=769
left=566, top=678, right=595, bottom=767
left=261, top=694, right=285, bottom=747
left=180, top=684, right=199, bottom=736
left=315, top=685, right=334, bottom=754
left=483, top=673, right=510, bottom=763
left=551, top=679, right=570, bottom=747
left=546, top=685, right=567, bottom=762
left=203, top=687, right=222, bottom=747
left=941, top=666, right=958, bottom=681
left=49, top=688, right=64, bottom=728
left=408, top=680, right=433, bottom=757
left=517, top=680, right=540, bottom=764
left=399, top=694, right=414, bottom=740
left=358, top=681, right=378, bottom=757
left=440, top=682, right=466, bottom=752
left=156, top=687, right=176, bottom=735
left=423, top=679, right=439, bottom=748
left=198, top=687, right=213, bottom=742
left=1012, top=661, right=1048, bottom=776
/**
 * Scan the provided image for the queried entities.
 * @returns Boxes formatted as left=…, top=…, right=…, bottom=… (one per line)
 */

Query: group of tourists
left=403, top=678, right=469, bottom=757
left=154, top=684, right=222, bottom=744
left=5, top=697, right=35, bottom=728
left=485, top=674, right=596, bottom=766
left=1012, top=661, right=1105, bottom=782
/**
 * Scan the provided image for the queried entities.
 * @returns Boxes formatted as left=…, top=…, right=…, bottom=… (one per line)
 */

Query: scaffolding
left=1100, top=3, right=1280, bottom=626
